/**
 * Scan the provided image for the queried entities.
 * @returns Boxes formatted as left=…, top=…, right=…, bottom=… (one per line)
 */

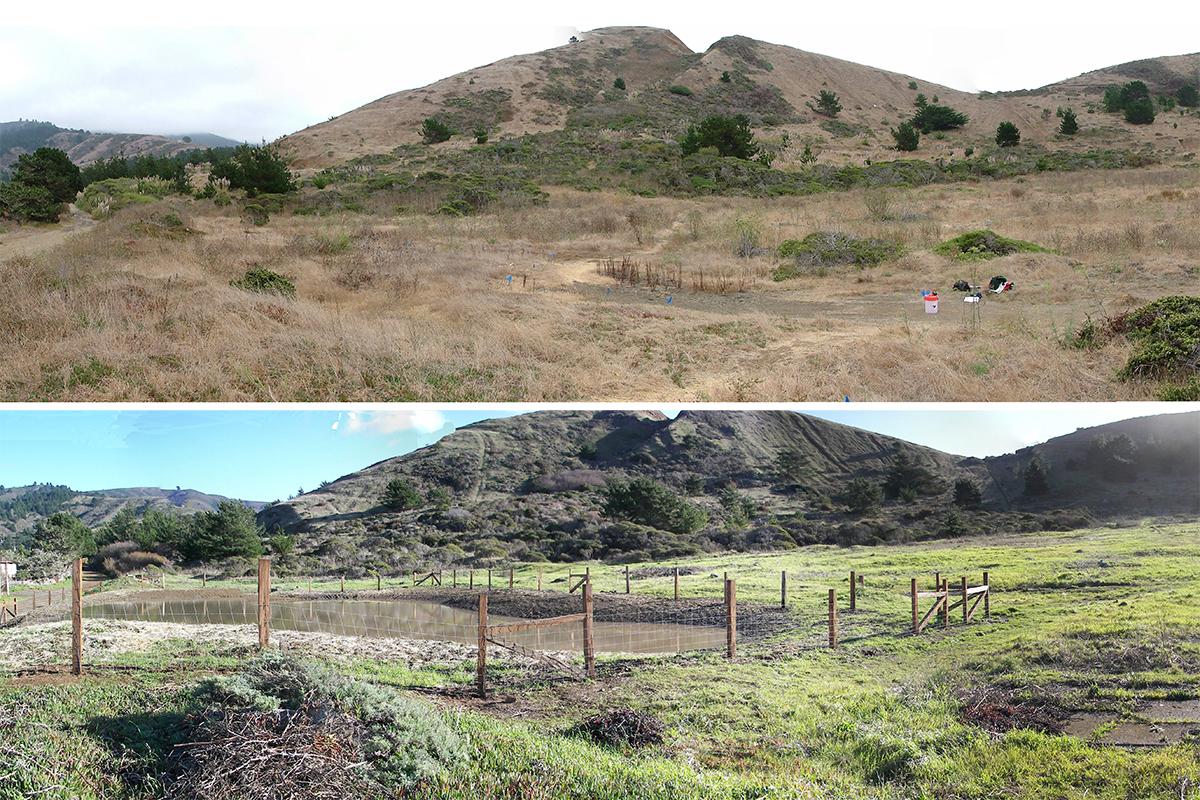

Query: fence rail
left=5, top=559, right=997, bottom=680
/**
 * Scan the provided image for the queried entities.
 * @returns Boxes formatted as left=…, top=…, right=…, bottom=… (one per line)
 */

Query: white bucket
left=924, top=294, right=939, bottom=314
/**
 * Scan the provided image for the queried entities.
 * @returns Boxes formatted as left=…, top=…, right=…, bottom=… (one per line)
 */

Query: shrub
left=667, top=84, right=694, bottom=97
left=995, top=121, right=1021, bottom=147
left=907, top=81, right=919, bottom=90
left=0, top=180, right=60, bottom=222
left=891, top=121, right=919, bottom=151
left=933, top=229, right=1047, bottom=260
left=813, top=89, right=842, bottom=117
left=230, top=267, right=295, bottom=297
left=240, top=203, right=269, bottom=226
left=844, top=478, right=882, bottom=514
left=1115, top=295, right=1200, bottom=381
left=720, top=71, right=732, bottom=83
left=473, top=126, right=489, bottom=144
left=382, top=478, right=423, bottom=510
left=420, top=117, right=455, bottom=144
left=1057, top=107, right=1079, bottom=135
left=911, top=103, right=968, bottom=133
left=11, top=147, right=82, bottom=204
left=773, top=231, right=902, bottom=279
left=602, top=477, right=708, bottom=534
left=1178, top=84, right=1199, bottom=108
left=77, top=176, right=175, bottom=217
left=208, top=145, right=297, bottom=196
left=612, top=77, right=626, bottom=91
left=94, top=541, right=170, bottom=576
left=680, top=114, right=758, bottom=159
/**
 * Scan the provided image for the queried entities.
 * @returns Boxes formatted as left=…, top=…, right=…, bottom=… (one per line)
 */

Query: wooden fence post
left=673, top=567, right=679, bottom=601
left=452, top=569, right=457, bottom=588
left=828, top=588, right=838, bottom=648
left=942, top=578, right=950, bottom=630
left=780, top=570, right=787, bottom=610
left=257, top=557, right=271, bottom=650
left=725, top=578, right=737, bottom=659
left=911, top=578, right=919, bottom=634
left=582, top=579, right=596, bottom=678
left=625, top=565, right=630, bottom=594
left=71, top=558, right=83, bottom=676
left=849, top=570, right=857, bottom=612
left=376, top=573, right=382, bottom=591
left=509, top=567, right=514, bottom=589
left=488, top=569, right=492, bottom=589
left=537, top=569, right=542, bottom=592
left=477, top=593, right=488, bottom=698
left=983, top=571, right=991, bottom=619
left=961, top=576, right=969, bottom=623
left=340, top=574, right=345, bottom=593
left=469, top=569, right=474, bottom=589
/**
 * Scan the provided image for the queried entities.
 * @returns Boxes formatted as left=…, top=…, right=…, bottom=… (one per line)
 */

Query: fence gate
left=413, top=570, right=442, bottom=587
left=911, top=572, right=990, bottom=634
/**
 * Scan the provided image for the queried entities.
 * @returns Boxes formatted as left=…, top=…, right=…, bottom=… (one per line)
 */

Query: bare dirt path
left=0, top=205, right=95, bottom=260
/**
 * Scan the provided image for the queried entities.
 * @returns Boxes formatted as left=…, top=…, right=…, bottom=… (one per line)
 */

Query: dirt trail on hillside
left=0, top=205, right=95, bottom=260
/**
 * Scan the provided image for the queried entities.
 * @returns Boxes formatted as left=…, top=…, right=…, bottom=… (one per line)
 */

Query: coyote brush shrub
left=934, top=229, right=1048, bottom=260
left=774, top=232, right=902, bottom=279
left=230, top=267, right=296, bottom=297
left=1114, top=295, right=1200, bottom=381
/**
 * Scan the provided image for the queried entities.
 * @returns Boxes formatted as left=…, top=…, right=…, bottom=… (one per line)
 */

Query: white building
left=0, top=561, right=14, bottom=594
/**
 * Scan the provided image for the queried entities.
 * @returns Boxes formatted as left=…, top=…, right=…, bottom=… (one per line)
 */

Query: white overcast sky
left=3, top=0, right=1197, bottom=142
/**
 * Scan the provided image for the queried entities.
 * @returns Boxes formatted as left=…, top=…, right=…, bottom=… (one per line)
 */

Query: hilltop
left=0, top=484, right=266, bottom=538
left=258, top=410, right=1199, bottom=572
left=279, top=26, right=1200, bottom=169
left=0, top=120, right=237, bottom=177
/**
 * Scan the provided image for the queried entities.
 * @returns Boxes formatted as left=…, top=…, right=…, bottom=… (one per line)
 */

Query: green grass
left=3, top=522, right=1198, bottom=798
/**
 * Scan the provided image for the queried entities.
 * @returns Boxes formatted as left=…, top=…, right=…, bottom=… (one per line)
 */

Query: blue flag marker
left=666, top=295, right=673, bottom=305
left=505, top=275, right=513, bottom=285
left=843, top=395, right=851, bottom=403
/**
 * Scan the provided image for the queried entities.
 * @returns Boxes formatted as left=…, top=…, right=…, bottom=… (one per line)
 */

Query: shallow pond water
left=85, top=596, right=726, bottom=654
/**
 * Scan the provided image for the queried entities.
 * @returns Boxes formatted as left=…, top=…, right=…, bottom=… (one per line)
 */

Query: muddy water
left=84, top=596, right=726, bottom=654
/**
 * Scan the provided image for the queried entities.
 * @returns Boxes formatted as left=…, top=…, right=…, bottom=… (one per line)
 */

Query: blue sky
left=0, top=406, right=1183, bottom=502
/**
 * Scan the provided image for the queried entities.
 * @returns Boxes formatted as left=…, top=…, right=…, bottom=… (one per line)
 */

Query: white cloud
left=335, top=410, right=446, bottom=436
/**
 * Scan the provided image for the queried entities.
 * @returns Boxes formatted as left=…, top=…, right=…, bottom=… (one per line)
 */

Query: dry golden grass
left=1, top=165, right=1196, bottom=401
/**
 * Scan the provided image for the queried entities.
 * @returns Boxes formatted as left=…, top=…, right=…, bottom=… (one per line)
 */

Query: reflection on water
left=84, top=597, right=726, bottom=654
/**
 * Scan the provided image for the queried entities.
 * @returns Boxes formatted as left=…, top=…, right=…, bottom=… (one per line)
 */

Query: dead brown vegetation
left=0, top=167, right=1195, bottom=401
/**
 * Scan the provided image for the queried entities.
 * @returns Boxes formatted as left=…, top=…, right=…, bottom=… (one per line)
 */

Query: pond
left=84, top=595, right=726, bottom=654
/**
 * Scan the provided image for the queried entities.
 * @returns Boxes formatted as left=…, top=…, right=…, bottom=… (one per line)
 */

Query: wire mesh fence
left=0, top=558, right=994, bottom=682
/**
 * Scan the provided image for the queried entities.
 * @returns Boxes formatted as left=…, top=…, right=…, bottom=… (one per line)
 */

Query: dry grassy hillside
left=1, top=163, right=1196, bottom=403
left=279, top=26, right=1200, bottom=169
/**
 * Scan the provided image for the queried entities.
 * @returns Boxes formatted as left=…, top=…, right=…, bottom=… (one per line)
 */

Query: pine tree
left=1057, top=107, right=1079, bottom=135
left=814, top=89, right=842, bottom=118
left=995, top=121, right=1021, bottom=147
left=891, top=121, right=920, bottom=151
